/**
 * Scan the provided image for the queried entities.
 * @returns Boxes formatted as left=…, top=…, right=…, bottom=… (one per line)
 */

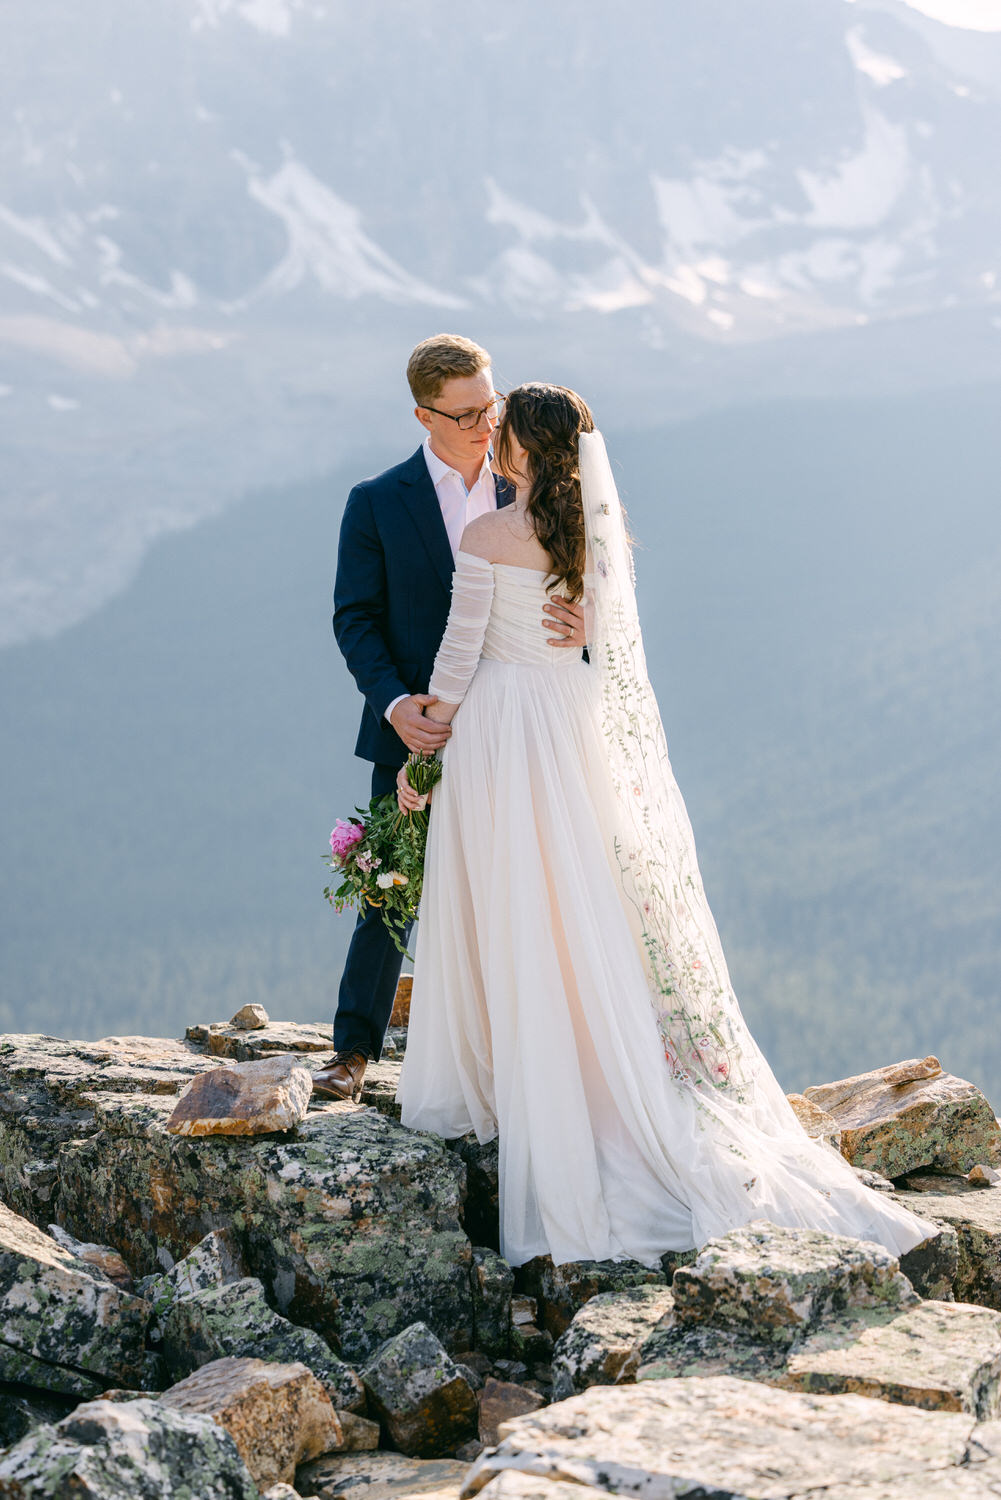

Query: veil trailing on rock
left=577, top=431, right=935, bottom=1254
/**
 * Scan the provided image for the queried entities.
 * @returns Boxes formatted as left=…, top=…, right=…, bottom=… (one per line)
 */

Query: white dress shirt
left=384, top=438, right=500, bottom=725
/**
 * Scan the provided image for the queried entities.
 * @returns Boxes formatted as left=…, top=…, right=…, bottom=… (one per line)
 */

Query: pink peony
left=330, top=819, right=364, bottom=858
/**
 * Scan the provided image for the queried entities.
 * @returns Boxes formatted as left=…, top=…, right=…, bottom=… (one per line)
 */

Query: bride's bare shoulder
left=459, top=510, right=507, bottom=561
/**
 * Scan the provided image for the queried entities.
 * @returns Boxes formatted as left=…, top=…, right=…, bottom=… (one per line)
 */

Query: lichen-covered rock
left=0, top=1202, right=147, bottom=1396
left=46, top=1224, right=134, bottom=1290
left=780, top=1299, right=1001, bottom=1415
left=187, top=1019, right=331, bottom=1060
left=166, top=1055, right=313, bottom=1137
left=894, top=1185, right=1001, bottom=1310
left=550, top=1284, right=676, bottom=1400
left=159, top=1355, right=342, bottom=1486
left=637, top=1232, right=1001, bottom=1420
left=970, top=1164, right=1001, bottom=1187
left=231, top=1005, right=270, bottom=1031
left=471, top=1246, right=513, bottom=1358
left=361, top=1321, right=478, bottom=1457
left=335, top=1410, right=380, bottom=1451
left=450, top=1136, right=500, bottom=1249
left=899, top=1220, right=960, bottom=1301
left=670, top=1221, right=917, bottom=1344
left=459, top=1376, right=981, bottom=1499
left=137, top=1227, right=245, bottom=1341
left=0, top=1034, right=222, bottom=1221
left=474, top=1476, right=606, bottom=1500
left=476, top=1378, right=545, bottom=1447
left=514, top=1257, right=666, bottom=1340
left=297, top=1450, right=467, bottom=1500
left=803, top=1062, right=1001, bottom=1179
left=0, top=1390, right=75, bottom=1448
left=0, top=1396, right=258, bottom=1498
left=787, top=1091, right=843, bottom=1149
left=0, top=1035, right=474, bottom=1364
left=161, top=1278, right=365, bottom=1412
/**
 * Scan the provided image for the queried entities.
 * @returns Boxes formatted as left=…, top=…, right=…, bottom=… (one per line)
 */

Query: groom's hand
left=543, top=595, right=587, bottom=649
left=390, top=694, right=452, bottom=753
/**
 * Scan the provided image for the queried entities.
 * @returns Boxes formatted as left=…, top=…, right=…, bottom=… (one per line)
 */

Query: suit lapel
left=397, top=447, right=455, bottom=596
left=398, top=448, right=516, bottom=593
left=494, top=474, right=516, bottom=510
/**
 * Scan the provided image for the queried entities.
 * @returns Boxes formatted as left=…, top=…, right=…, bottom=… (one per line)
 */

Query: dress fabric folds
left=396, top=551, right=933, bottom=1268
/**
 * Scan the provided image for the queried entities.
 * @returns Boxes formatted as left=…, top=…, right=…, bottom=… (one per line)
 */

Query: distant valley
left=2, top=384, right=998, bottom=1101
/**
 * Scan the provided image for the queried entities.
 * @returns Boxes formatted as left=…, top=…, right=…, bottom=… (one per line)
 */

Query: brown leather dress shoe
left=312, top=1048, right=368, bottom=1102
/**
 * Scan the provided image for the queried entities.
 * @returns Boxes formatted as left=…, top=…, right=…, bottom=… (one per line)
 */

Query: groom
left=315, top=333, right=588, bottom=1100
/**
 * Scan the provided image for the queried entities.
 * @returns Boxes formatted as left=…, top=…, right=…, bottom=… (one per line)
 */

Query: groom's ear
left=414, top=405, right=434, bottom=434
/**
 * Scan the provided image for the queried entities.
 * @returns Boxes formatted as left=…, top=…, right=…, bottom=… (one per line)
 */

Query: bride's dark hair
left=493, top=383, right=595, bottom=602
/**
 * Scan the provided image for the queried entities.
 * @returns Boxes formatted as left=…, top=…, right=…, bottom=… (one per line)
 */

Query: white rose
left=376, top=872, right=395, bottom=889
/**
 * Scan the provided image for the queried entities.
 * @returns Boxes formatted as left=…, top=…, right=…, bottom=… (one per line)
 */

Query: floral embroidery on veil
left=581, top=431, right=757, bottom=1106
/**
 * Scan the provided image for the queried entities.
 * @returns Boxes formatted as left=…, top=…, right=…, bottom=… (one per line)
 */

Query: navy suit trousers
left=332, top=761, right=413, bottom=1060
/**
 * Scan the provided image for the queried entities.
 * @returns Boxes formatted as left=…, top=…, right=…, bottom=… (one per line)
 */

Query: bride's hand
left=397, top=765, right=430, bottom=814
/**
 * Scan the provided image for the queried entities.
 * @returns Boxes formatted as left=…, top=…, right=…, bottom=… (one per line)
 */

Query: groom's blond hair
left=407, top=334, right=491, bottom=406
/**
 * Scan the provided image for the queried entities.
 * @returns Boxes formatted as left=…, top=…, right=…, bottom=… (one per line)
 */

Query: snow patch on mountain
left=1, top=264, right=81, bottom=313
left=797, top=106, right=910, bottom=230
left=191, top=0, right=310, bottom=35
left=846, top=26, right=909, bottom=85
left=654, top=149, right=774, bottom=256
left=0, top=207, right=72, bottom=267
left=896, top=0, right=1001, bottom=31
left=238, top=158, right=465, bottom=308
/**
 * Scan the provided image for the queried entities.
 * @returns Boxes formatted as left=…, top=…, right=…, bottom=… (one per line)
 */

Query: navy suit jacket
left=334, top=445, right=516, bottom=765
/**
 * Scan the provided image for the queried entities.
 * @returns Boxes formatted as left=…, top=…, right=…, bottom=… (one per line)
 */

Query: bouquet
left=323, top=753, right=443, bottom=955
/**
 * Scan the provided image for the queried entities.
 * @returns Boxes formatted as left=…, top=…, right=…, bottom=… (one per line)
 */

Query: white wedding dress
left=396, top=437, right=933, bottom=1269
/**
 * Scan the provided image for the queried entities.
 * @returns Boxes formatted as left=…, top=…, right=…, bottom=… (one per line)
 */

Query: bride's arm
left=424, top=546, right=495, bottom=724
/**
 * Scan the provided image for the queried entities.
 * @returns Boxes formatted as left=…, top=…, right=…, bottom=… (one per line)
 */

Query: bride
left=395, top=382, right=932, bottom=1269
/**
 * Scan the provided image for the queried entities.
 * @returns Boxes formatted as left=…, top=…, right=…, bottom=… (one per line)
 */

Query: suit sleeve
left=333, top=484, right=411, bottom=724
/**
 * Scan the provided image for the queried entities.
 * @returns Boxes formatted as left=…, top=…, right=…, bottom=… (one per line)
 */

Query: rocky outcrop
left=186, top=1019, right=331, bottom=1062
left=361, top=1322, right=478, bottom=1458
left=0, top=1397, right=258, bottom=1497
left=669, top=1221, right=918, bottom=1342
left=803, top=1059, right=1001, bottom=1179
left=0, top=1034, right=476, bottom=1364
left=461, top=1375, right=999, bottom=1498
left=476, top=1379, right=545, bottom=1447
left=166, top=1055, right=314, bottom=1137
left=137, top=1227, right=246, bottom=1341
left=161, top=1277, right=365, bottom=1412
left=297, top=1450, right=467, bottom=1500
left=550, top=1285, right=676, bottom=1400
left=893, top=1183, right=1001, bottom=1311
left=46, top=1225, right=134, bottom=1291
left=4, top=1026, right=1001, bottom=1496
left=633, top=1221, right=1001, bottom=1418
left=159, top=1355, right=342, bottom=1487
left=0, top=1203, right=147, bottom=1398
left=230, top=1004, right=270, bottom=1031
left=513, top=1256, right=679, bottom=1340
left=786, top=1091, right=842, bottom=1150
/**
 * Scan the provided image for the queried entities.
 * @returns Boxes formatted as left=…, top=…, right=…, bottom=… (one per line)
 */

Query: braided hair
left=493, top=383, right=595, bottom=603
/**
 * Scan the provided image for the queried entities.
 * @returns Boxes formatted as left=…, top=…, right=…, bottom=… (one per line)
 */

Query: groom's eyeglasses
left=419, top=394, right=506, bottom=431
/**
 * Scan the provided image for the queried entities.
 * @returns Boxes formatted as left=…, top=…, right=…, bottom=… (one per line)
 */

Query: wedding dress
left=396, top=434, right=933, bottom=1269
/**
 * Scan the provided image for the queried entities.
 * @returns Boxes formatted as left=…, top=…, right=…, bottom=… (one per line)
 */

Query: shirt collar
left=423, top=435, right=493, bottom=490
